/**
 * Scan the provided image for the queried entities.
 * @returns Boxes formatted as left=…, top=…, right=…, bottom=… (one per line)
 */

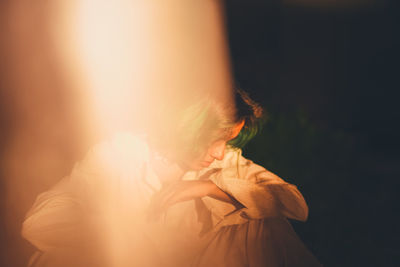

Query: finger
left=158, top=183, right=196, bottom=211
left=156, top=184, right=183, bottom=211
left=147, top=182, right=182, bottom=221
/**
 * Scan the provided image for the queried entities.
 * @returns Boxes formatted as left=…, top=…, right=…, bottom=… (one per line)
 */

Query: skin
left=148, top=120, right=245, bottom=221
left=184, top=119, right=245, bottom=171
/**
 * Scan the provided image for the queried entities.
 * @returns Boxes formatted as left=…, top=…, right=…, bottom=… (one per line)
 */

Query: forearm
left=205, top=180, right=243, bottom=208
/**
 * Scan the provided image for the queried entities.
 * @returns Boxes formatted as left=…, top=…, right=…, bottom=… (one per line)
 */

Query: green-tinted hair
left=228, top=88, right=266, bottom=148
left=147, top=88, right=264, bottom=163
left=147, top=93, right=235, bottom=162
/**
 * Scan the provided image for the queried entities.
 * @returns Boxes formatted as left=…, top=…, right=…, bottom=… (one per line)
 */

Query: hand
left=147, top=180, right=213, bottom=221
left=147, top=179, right=243, bottom=222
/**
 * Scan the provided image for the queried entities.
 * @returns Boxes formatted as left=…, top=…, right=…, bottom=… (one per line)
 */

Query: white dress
left=181, top=146, right=322, bottom=267
left=21, top=132, right=321, bottom=267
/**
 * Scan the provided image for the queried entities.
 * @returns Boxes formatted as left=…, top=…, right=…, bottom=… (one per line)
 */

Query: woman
left=22, top=90, right=321, bottom=266
left=147, top=90, right=322, bottom=267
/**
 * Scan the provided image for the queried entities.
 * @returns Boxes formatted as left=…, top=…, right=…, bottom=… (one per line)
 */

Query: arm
left=20, top=138, right=112, bottom=252
left=21, top=182, right=94, bottom=251
left=207, top=150, right=309, bottom=222
left=21, top=133, right=149, bottom=251
left=206, top=180, right=244, bottom=209
left=148, top=149, right=308, bottom=223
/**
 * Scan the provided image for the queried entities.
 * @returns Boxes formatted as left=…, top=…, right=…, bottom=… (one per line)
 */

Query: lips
left=202, top=161, right=213, bottom=167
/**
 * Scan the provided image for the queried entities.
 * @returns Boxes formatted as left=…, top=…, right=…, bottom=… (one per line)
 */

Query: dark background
left=224, top=0, right=399, bottom=266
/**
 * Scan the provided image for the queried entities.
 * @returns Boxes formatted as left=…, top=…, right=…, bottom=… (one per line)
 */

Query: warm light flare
left=72, top=0, right=233, bottom=135
left=3, top=0, right=233, bottom=266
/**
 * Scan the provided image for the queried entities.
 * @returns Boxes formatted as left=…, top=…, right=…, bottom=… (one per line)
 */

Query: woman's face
left=183, top=120, right=245, bottom=171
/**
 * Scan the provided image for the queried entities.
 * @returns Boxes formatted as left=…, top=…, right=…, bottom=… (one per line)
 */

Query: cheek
left=208, top=141, right=225, bottom=155
left=193, top=140, right=226, bottom=163
left=192, top=148, right=211, bottom=162
left=201, top=149, right=213, bottom=160
left=196, top=146, right=214, bottom=162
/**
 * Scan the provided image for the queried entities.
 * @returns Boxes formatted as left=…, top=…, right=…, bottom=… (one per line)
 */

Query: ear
left=230, top=120, right=245, bottom=139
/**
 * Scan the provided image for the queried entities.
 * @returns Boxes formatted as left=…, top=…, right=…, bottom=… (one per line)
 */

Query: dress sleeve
left=21, top=178, right=93, bottom=252
left=21, top=137, right=121, bottom=252
left=207, top=148, right=309, bottom=226
left=21, top=133, right=153, bottom=252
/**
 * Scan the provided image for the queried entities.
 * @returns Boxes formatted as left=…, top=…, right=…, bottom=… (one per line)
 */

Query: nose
left=211, top=142, right=226, bottom=161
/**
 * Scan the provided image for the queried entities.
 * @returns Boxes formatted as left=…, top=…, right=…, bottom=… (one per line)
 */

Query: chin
left=184, top=159, right=213, bottom=171
left=189, top=162, right=210, bottom=171
left=191, top=165, right=205, bottom=171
